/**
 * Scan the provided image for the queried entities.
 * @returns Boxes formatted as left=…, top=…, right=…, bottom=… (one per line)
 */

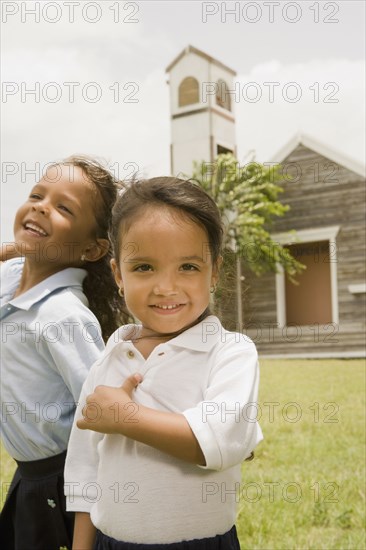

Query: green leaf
left=192, top=153, right=305, bottom=278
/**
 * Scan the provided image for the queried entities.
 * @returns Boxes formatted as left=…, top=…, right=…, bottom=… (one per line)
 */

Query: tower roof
left=166, top=45, right=237, bottom=76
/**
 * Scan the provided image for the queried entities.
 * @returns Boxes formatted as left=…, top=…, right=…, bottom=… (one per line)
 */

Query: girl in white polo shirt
left=65, top=177, right=263, bottom=550
left=0, top=156, right=128, bottom=550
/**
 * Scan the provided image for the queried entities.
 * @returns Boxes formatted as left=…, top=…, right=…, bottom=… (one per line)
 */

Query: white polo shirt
left=0, top=258, right=105, bottom=461
left=65, top=317, right=263, bottom=544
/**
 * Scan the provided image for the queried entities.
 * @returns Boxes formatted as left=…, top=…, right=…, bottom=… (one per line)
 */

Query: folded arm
left=77, top=375, right=205, bottom=465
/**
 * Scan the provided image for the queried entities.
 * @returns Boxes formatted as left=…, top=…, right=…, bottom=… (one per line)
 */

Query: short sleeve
left=183, top=337, right=263, bottom=471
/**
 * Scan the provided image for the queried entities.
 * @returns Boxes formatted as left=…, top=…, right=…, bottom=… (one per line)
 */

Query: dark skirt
left=0, top=451, right=74, bottom=550
left=94, top=525, right=240, bottom=550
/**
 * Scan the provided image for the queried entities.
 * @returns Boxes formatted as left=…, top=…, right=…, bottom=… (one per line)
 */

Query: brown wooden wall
left=221, top=144, right=366, bottom=356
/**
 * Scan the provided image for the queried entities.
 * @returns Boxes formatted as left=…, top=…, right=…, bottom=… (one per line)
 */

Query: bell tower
left=166, top=45, right=237, bottom=177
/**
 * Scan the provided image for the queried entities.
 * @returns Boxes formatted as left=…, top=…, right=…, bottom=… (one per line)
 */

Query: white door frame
left=273, top=226, right=340, bottom=327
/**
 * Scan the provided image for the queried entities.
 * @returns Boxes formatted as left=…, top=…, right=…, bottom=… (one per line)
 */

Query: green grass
left=1, top=437, right=16, bottom=507
left=237, top=359, right=366, bottom=550
left=1, top=359, right=365, bottom=549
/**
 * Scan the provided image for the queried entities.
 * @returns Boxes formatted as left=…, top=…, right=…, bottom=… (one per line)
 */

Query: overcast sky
left=1, top=0, right=365, bottom=242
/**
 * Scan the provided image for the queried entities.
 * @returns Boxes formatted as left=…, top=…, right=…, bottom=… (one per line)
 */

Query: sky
left=1, top=0, right=365, bottom=242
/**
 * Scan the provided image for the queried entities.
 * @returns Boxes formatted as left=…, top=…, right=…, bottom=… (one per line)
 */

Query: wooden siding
left=222, top=144, right=366, bottom=356
left=245, top=322, right=365, bottom=356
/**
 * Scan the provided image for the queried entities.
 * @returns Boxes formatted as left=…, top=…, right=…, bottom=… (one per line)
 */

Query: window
left=216, top=79, right=231, bottom=111
left=178, top=77, right=199, bottom=107
left=217, top=145, right=233, bottom=155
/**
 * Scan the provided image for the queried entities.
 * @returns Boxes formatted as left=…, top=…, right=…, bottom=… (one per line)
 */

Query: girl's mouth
left=24, top=222, right=48, bottom=237
left=150, top=303, right=185, bottom=313
left=154, top=304, right=182, bottom=310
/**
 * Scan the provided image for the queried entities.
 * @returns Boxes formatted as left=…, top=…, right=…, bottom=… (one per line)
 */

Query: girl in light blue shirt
left=0, top=156, right=128, bottom=550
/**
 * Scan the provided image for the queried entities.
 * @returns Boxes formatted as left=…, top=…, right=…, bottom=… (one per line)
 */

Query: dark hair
left=110, top=177, right=223, bottom=265
left=110, top=177, right=224, bottom=332
left=55, top=155, right=131, bottom=341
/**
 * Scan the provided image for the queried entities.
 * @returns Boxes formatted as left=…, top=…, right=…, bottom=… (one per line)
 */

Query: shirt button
left=127, top=350, right=135, bottom=359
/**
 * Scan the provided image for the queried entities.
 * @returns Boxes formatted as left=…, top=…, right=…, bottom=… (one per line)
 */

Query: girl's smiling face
left=14, top=164, right=107, bottom=269
left=111, top=206, right=219, bottom=336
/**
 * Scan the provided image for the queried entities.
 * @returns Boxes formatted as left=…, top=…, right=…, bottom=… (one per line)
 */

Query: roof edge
left=270, top=132, right=366, bottom=178
left=166, top=45, right=237, bottom=76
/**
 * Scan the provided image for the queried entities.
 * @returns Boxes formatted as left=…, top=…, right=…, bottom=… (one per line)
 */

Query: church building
left=166, top=46, right=366, bottom=357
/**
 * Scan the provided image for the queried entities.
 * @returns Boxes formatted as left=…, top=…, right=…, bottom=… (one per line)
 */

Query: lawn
left=1, top=359, right=365, bottom=549
left=237, top=359, right=366, bottom=550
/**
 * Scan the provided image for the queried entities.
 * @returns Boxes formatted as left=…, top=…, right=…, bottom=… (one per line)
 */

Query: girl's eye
left=181, top=263, right=199, bottom=271
left=134, top=264, right=153, bottom=272
left=59, top=204, right=73, bottom=214
left=29, top=193, right=42, bottom=200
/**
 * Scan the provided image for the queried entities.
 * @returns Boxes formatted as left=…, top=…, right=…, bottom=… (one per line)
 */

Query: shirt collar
left=168, top=316, right=223, bottom=351
left=8, top=267, right=88, bottom=311
left=110, top=315, right=223, bottom=353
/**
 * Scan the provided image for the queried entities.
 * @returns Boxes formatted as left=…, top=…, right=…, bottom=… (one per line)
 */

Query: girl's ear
left=84, top=239, right=110, bottom=262
left=110, top=258, right=123, bottom=288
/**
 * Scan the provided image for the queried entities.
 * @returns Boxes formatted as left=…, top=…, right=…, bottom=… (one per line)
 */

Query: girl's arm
left=72, top=512, right=96, bottom=550
left=77, top=375, right=206, bottom=465
left=77, top=338, right=262, bottom=471
left=0, top=242, right=21, bottom=262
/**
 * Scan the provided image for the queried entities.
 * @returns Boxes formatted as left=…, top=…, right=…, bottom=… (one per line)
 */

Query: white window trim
left=348, top=284, right=366, bottom=294
left=273, top=226, right=340, bottom=328
left=215, top=139, right=235, bottom=155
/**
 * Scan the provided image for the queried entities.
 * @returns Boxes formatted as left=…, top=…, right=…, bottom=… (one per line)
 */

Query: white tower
left=166, top=45, right=237, bottom=177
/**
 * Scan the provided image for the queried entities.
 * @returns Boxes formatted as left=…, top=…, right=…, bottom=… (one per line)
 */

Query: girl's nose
left=32, top=201, right=49, bottom=215
left=153, top=274, right=178, bottom=296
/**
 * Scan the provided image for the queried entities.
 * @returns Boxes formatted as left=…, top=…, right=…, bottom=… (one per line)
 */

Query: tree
left=191, top=153, right=305, bottom=328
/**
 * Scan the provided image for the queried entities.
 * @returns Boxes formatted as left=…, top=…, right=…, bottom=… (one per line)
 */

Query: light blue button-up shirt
left=0, top=258, right=105, bottom=461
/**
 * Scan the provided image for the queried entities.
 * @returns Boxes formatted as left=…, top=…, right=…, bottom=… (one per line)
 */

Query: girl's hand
left=77, top=373, right=142, bottom=434
left=0, top=242, right=21, bottom=262
left=77, top=372, right=205, bottom=465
